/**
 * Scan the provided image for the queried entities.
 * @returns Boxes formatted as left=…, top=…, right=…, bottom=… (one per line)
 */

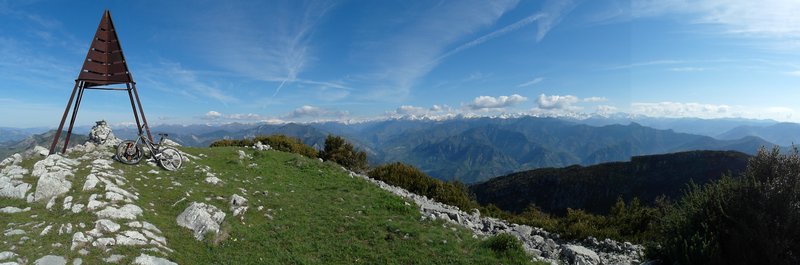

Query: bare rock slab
left=133, top=254, right=177, bottom=265
left=33, top=255, right=67, bottom=265
left=176, top=202, right=226, bottom=240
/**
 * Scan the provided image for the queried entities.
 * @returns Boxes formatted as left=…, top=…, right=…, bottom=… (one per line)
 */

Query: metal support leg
left=131, top=83, right=152, bottom=142
left=50, top=81, right=80, bottom=155
left=126, top=83, right=142, bottom=136
left=62, top=84, right=86, bottom=153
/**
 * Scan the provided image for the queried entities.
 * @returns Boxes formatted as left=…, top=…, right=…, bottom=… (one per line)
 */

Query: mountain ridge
left=470, top=150, right=751, bottom=215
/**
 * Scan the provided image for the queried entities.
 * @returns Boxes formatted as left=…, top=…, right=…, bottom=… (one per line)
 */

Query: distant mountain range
left=0, top=116, right=783, bottom=183
left=0, top=127, right=49, bottom=143
left=332, top=117, right=773, bottom=183
left=717, top=122, right=800, bottom=146
left=470, top=150, right=751, bottom=215
left=0, top=130, right=86, bottom=159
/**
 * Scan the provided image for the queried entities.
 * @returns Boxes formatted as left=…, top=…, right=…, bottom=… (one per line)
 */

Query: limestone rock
left=92, top=237, right=115, bottom=248
left=564, top=244, right=600, bottom=265
left=229, top=194, right=248, bottom=217
left=62, top=196, right=73, bottom=210
left=95, top=219, right=121, bottom=233
left=0, top=251, right=17, bottom=261
left=32, top=155, right=76, bottom=202
left=0, top=153, right=21, bottom=167
left=205, top=176, right=222, bottom=185
left=176, top=202, right=226, bottom=240
left=238, top=150, right=251, bottom=160
left=116, top=231, right=148, bottom=246
left=254, top=141, right=271, bottom=151
left=33, top=171, right=72, bottom=201
left=82, top=174, right=99, bottom=191
left=4, top=229, right=25, bottom=236
left=71, top=232, right=91, bottom=250
left=87, top=194, right=105, bottom=210
left=142, top=221, right=162, bottom=233
left=160, top=139, right=181, bottom=147
left=95, top=204, right=143, bottom=220
left=0, top=180, right=30, bottom=199
left=33, top=255, right=66, bottom=265
left=132, top=254, right=177, bottom=265
left=0, top=206, right=29, bottom=214
left=104, top=255, right=125, bottom=263
left=33, top=146, right=50, bottom=156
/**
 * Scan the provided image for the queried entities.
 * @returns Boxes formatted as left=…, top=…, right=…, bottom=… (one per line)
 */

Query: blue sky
left=1, top=0, right=800, bottom=127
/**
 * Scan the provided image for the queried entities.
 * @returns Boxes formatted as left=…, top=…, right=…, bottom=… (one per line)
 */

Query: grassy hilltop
left=1, top=145, right=535, bottom=264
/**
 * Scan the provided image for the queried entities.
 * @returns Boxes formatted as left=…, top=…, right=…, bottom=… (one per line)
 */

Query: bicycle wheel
left=116, top=140, right=143, bottom=165
left=158, top=147, right=183, bottom=171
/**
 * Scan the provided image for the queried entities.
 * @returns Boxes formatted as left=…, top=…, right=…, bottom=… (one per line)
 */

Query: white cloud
left=199, top=111, right=268, bottom=121
left=583, top=97, right=608, bottom=103
left=595, top=105, right=618, bottom=115
left=227, top=113, right=264, bottom=120
left=536, top=94, right=579, bottom=110
left=388, top=104, right=453, bottom=116
left=468, top=94, right=528, bottom=110
left=204, top=111, right=222, bottom=120
left=287, top=105, right=348, bottom=119
left=787, top=70, right=800, bottom=76
left=517, top=77, right=544, bottom=87
left=395, top=105, right=428, bottom=116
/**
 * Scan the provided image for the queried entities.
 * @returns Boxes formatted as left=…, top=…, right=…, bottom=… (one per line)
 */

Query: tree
left=320, top=135, right=368, bottom=173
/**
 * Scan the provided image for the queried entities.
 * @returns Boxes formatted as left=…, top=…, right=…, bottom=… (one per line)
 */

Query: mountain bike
left=116, top=124, right=183, bottom=171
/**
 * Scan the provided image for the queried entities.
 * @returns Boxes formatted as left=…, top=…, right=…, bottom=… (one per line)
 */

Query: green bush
left=320, top=135, right=368, bottom=173
left=256, top=135, right=318, bottom=158
left=482, top=233, right=527, bottom=259
left=209, top=134, right=318, bottom=158
left=368, top=162, right=479, bottom=211
left=654, top=147, right=800, bottom=265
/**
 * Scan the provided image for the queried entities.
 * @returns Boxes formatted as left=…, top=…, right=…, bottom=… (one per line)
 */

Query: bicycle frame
left=132, top=124, right=165, bottom=156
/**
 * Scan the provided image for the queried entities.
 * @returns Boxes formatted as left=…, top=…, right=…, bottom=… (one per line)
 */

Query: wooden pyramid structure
left=50, top=10, right=152, bottom=154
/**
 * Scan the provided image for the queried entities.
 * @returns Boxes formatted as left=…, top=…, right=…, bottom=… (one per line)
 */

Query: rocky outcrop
left=1, top=127, right=175, bottom=264
left=0, top=153, right=31, bottom=200
left=253, top=141, right=271, bottom=151
left=229, top=194, right=248, bottom=217
left=88, top=120, right=120, bottom=147
left=32, top=154, right=79, bottom=202
left=176, top=202, right=226, bottom=240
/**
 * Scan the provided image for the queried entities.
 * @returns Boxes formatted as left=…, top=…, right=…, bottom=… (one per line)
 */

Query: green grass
left=2, top=146, right=541, bottom=264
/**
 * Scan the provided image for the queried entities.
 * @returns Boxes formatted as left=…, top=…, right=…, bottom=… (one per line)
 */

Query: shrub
left=654, top=147, right=800, bottom=265
left=369, top=162, right=479, bottom=211
left=482, top=233, right=526, bottom=258
left=255, top=135, right=318, bottom=158
left=209, top=134, right=318, bottom=158
left=320, top=135, right=368, bottom=173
